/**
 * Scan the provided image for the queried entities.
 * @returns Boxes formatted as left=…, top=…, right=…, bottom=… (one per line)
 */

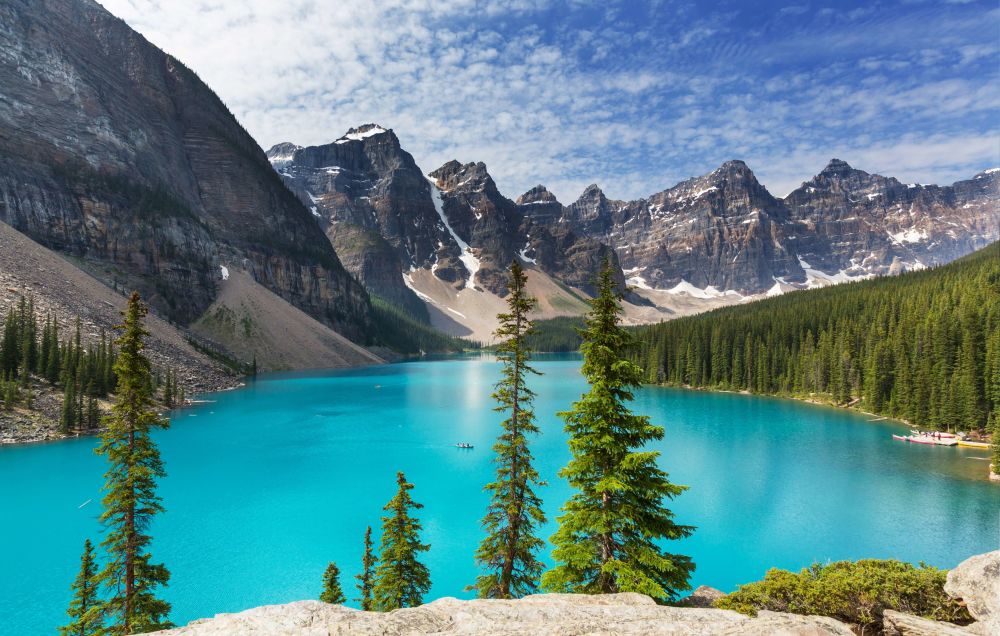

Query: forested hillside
left=632, top=243, right=1000, bottom=434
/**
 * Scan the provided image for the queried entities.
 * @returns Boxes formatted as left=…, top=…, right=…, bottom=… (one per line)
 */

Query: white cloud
left=97, top=0, right=999, bottom=203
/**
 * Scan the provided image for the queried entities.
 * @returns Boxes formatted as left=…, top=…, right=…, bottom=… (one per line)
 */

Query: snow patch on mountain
left=427, top=177, right=480, bottom=290
left=335, top=125, right=388, bottom=144
left=890, top=228, right=929, bottom=244
left=797, top=256, right=871, bottom=288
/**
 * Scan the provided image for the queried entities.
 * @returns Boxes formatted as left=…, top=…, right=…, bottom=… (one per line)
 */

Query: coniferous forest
left=631, top=243, right=1000, bottom=435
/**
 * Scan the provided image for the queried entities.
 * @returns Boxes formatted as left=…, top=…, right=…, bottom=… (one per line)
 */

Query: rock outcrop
left=154, top=593, right=854, bottom=635
left=0, top=0, right=371, bottom=341
left=153, top=550, right=1000, bottom=636
left=945, top=550, right=1000, bottom=634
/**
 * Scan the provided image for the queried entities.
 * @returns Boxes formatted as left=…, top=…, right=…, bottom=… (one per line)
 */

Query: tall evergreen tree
left=60, top=538, right=102, bottom=636
left=542, top=260, right=694, bottom=602
left=355, top=526, right=377, bottom=611
left=93, top=292, right=172, bottom=634
left=372, top=472, right=431, bottom=611
left=319, top=562, right=346, bottom=604
left=473, top=260, right=546, bottom=599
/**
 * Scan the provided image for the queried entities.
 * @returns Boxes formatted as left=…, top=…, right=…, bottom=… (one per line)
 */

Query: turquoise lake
left=1, top=353, right=998, bottom=633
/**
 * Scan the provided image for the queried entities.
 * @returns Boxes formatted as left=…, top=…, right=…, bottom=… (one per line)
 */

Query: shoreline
left=648, top=381, right=997, bottom=479
left=0, top=375, right=244, bottom=448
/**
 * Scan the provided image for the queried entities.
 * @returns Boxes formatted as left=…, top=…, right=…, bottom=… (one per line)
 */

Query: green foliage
left=369, top=296, right=477, bottom=354
left=523, top=316, right=585, bottom=352
left=60, top=538, right=103, bottom=636
left=320, top=562, right=346, bottom=605
left=93, top=292, right=172, bottom=634
left=185, top=337, right=253, bottom=376
left=542, top=261, right=694, bottom=602
left=0, top=297, right=118, bottom=428
left=632, top=243, right=1000, bottom=433
left=473, top=261, right=547, bottom=599
left=717, top=559, right=973, bottom=632
left=355, top=526, right=377, bottom=611
left=372, top=472, right=431, bottom=611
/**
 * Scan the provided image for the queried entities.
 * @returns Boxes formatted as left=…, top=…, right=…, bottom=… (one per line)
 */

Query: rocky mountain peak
left=335, top=123, right=393, bottom=144
left=429, top=160, right=494, bottom=193
left=516, top=184, right=559, bottom=205
left=576, top=183, right=607, bottom=203
left=265, top=142, right=302, bottom=169
left=819, top=158, right=854, bottom=177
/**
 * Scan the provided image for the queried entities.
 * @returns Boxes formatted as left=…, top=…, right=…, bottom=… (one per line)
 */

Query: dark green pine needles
left=372, top=472, right=431, bottom=611
left=473, top=260, right=547, bottom=599
left=542, top=261, right=695, bottom=602
left=320, top=562, right=346, bottom=604
left=93, top=292, right=172, bottom=634
left=355, top=525, right=377, bottom=610
left=59, top=539, right=101, bottom=636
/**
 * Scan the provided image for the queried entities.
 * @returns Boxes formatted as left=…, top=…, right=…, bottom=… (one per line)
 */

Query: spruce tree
left=991, top=414, right=1000, bottom=479
left=542, top=260, right=694, bottom=602
left=60, top=538, right=102, bottom=636
left=473, top=260, right=546, bottom=599
left=93, top=292, right=172, bottom=634
left=355, top=525, right=377, bottom=611
left=61, top=380, right=77, bottom=433
left=320, top=562, right=346, bottom=604
left=162, top=370, right=173, bottom=409
left=372, top=472, right=430, bottom=611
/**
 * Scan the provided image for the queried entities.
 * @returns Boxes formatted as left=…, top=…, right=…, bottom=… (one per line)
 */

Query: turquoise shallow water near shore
left=1, top=353, right=997, bottom=633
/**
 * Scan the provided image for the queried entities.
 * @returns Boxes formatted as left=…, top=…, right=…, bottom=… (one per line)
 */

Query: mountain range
left=268, top=127, right=999, bottom=340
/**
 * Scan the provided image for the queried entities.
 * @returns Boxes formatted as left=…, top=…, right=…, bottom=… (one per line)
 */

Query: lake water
left=1, top=353, right=997, bottom=633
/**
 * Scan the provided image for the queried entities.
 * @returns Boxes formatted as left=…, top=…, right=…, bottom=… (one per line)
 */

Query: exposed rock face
left=0, top=0, right=371, bottom=340
left=882, top=610, right=979, bottom=636
left=675, top=586, right=726, bottom=609
left=154, top=593, right=854, bottom=635
left=782, top=160, right=1000, bottom=283
left=269, top=134, right=622, bottom=305
left=945, top=550, right=1000, bottom=634
left=547, top=160, right=998, bottom=296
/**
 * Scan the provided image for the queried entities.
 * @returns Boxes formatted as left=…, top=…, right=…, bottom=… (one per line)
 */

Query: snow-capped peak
left=335, top=124, right=389, bottom=144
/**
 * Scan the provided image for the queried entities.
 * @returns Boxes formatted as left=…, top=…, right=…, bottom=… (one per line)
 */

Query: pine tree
left=372, top=472, right=431, bottom=611
left=60, top=538, right=102, bottom=636
left=162, top=369, right=173, bottom=409
left=355, top=526, right=377, bottom=611
left=542, top=260, right=694, bottom=602
left=93, top=292, right=172, bottom=634
left=320, top=562, right=346, bottom=604
left=61, top=380, right=77, bottom=433
left=473, top=260, right=546, bottom=599
left=990, top=413, right=1000, bottom=479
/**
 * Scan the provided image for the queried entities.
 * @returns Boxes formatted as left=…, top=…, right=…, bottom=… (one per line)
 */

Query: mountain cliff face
left=0, top=0, right=371, bottom=340
left=550, top=159, right=998, bottom=297
left=268, top=131, right=622, bottom=311
left=782, top=160, right=999, bottom=282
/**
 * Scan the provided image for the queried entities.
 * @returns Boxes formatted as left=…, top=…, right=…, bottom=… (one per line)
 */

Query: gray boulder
left=945, top=550, right=1000, bottom=634
left=152, top=593, right=854, bottom=635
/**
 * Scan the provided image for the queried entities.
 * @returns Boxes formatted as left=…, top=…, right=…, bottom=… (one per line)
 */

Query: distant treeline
left=523, top=316, right=584, bottom=352
left=631, top=243, right=1000, bottom=433
left=369, top=296, right=478, bottom=354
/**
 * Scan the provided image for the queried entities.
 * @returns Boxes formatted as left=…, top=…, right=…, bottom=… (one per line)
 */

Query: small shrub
left=716, top=559, right=972, bottom=633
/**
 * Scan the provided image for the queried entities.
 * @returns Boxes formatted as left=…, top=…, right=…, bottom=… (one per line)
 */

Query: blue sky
left=102, top=0, right=999, bottom=202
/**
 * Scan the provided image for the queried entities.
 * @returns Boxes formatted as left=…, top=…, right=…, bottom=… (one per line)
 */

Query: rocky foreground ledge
left=155, top=551, right=999, bottom=635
